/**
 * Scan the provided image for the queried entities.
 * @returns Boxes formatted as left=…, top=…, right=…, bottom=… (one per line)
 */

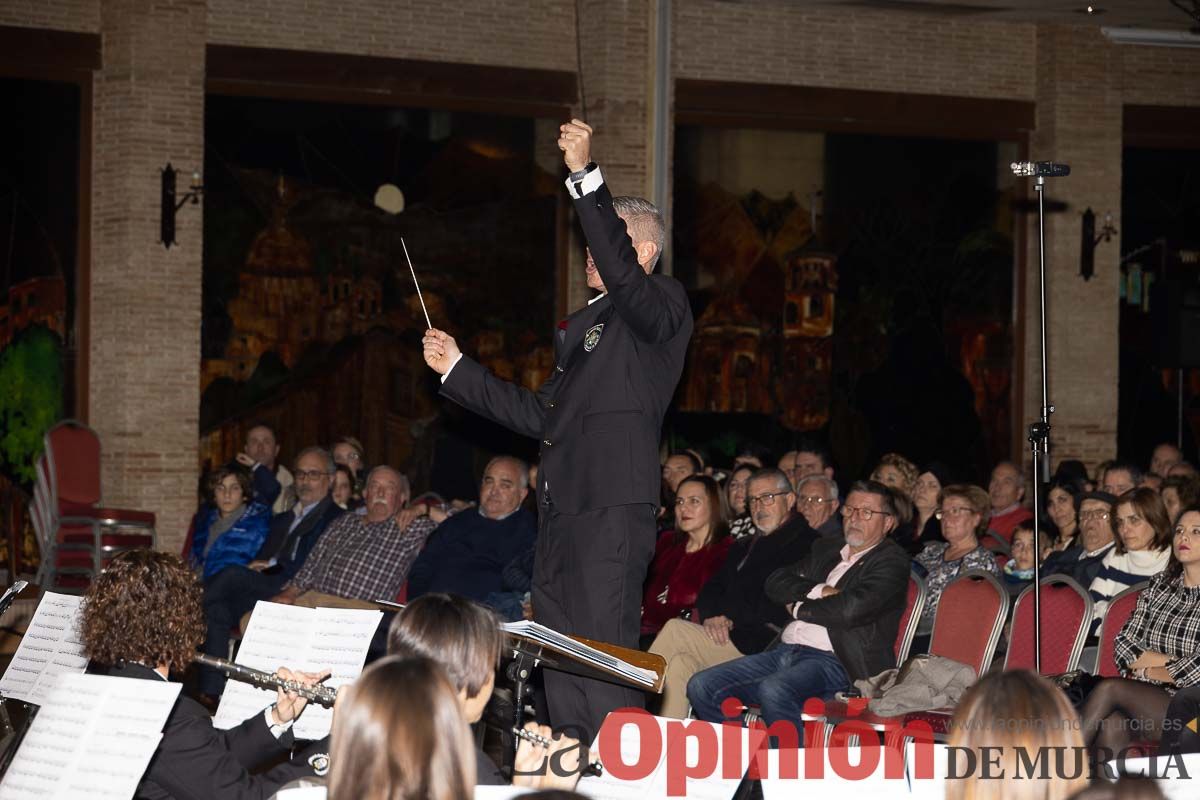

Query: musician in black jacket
left=81, top=550, right=330, bottom=800
left=687, top=480, right=910, bottom=727
left=422, top=119, right=693, bottom=741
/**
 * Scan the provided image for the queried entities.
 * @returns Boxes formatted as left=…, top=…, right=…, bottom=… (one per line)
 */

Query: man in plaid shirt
left=271, top=466, right=436, bottom=608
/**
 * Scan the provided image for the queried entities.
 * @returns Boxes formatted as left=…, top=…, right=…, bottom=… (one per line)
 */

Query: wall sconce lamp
left=160, top=163, right=204, bottom=249
left=1080, top=207, right=1117, bottom=281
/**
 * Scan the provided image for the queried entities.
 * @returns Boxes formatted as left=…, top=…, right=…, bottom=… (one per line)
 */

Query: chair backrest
left=44, top=420, right=102, bottom=509
left=1095, top=582, right=1148, bottom=677
left=895, top=572, right=927, bottom=665
left=929, top=569, right=1009, bottom=677
left=981, top=530, right=1012, bottom=556
left=1004, top=574, right=1092, bottom=674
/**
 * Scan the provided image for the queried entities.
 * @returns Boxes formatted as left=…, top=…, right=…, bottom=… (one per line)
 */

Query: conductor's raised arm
left=558, top=120, right=690, bottom=345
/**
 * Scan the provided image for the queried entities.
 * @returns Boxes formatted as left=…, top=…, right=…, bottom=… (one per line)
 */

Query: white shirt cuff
left=564, top=166, right=605, bottom=200
left=264, top=706, right=295, bottom=738
left=440, top=353, right=463, bottom=384
left=806, top=584, right=828, bottom=600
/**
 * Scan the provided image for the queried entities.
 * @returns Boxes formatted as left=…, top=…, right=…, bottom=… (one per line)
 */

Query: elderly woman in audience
left=912, top=484, right=1000, bottom=641
left=725, top=464, right=756, bottom=540
left=1080, top=507, right=1200, bottom=755
left=640, top=475, right=733, bottom=648
left=1087, top=487, right=1172, bottom=628
left=1003, top=519, right=1053, bottom=596
left=190, top=463, right=271, bottom=581
left=386, top=594, right=581, bottom=790
left=1162, top=474, right=1200, bottom=524
left=947, top=670, right=1089, bottom=800
left=871, top=452, right=919, bottom=495
left=1046, top=476, right=1084, bottom=551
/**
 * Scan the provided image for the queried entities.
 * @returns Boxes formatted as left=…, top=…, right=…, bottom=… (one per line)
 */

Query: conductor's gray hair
left=613, top=196, right=666, bottom=269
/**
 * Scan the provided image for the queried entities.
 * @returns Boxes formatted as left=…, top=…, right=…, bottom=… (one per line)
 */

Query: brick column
left=90, top=0, right=206, bottom=553
left=1022, top=25, right=1122, bottom=474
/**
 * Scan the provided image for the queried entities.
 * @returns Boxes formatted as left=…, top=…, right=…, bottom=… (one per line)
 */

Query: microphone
left=1011, top=161, right=1070, bottom=178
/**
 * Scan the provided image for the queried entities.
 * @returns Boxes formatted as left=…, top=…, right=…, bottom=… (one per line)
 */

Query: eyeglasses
left=1080, top=510, right=1111, bottom=522
left=748, top=492, right=789, bottom=508
left=295, top=469, right=333, bottom=482
left=935, top=506, right=976, bottom=520
left=841, top=505, right=891, bottom=521
left=798, top=495, right=832, bottom=506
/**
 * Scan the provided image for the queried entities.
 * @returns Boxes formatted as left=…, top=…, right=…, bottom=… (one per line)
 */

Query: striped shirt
left=1115, top=570, right=1200, bottom=688
left=1088, top=547, right=1171, bottom=623
left=290, top=512, right=437, bottom=601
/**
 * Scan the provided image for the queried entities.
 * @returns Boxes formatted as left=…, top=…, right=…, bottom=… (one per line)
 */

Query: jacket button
left=543, top=439, right=553, bottom=446
left=547, top=402, right=555, bottom=408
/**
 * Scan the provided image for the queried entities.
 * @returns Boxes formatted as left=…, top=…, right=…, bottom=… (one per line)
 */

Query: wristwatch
left=569, top=161, right=598, bottom=182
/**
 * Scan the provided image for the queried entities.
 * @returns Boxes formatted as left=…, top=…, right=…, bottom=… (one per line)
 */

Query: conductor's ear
left=636, top=241, right=657, bottom=273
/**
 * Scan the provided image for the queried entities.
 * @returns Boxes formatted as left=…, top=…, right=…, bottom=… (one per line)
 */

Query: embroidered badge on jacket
left=308, top=753, right=330, bottom=776
left=584, top=324, right=604, bottom=352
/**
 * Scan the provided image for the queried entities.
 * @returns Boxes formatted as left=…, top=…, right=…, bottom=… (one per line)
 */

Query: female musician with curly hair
left=81, top=549, right=329, bottom=800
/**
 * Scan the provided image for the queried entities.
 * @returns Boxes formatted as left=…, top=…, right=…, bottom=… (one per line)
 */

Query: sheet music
left=576, top=714, right=764, bottom=800
left=502, top=620, right=658, bottom=687
left=0, top=672, right=179, bottom=800
left=0, top=591, right=88, bottom=705
left=213, top=601, right=380, bottom=740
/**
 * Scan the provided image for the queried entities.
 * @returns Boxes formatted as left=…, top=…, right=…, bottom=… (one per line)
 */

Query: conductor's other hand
left=558, top=119, right=593, bottom=172
left=422, top=329, right=461, bottom=375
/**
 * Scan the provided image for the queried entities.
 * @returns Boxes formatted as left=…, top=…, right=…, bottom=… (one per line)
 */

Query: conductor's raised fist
left=422, top=328, right=461, bottom=376
left=557, top=119, right=593, bottom=173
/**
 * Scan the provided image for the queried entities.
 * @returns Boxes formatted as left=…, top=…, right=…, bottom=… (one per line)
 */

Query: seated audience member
left=725, top=464, right=756, bottom=540
left=386, top=594, right=581, bottom=790
left=1087, top=488, right=1171, bottom=626
left=1162, top=684, right=1200, bottom=755
left=1042, top=491, right=1118, bottom=589
left=82, top=550, right=329, bottom=798
left=407, top=456, right=537, bottom=604
left=684, top=447, right=712, bottom=476
left=1169, top=461, right=1199, bottom=479
left=779, top=440, right=835, bottom=490
left=1003, top=520, right=1052, bottom=596
left=906, top=462, right=950, bottom=555
left=329, top=655, right=475, bottom=800
left=1046, top=476, right=1084, bottom=551
left=1150, top=442, right=1184, bottom=479
left=1102, top=461, right=1142, bottom=498
left=1162, top=474, right=1200, bottom=524
left=332, top=464, right=356, bottom=510
left=946, top=670, right=1089, bottom=800
left=199, top=446, right=343, bottom=699
left=1081, top=507, right=1200, bottom=754
left=687, top=479, right=909, bottom=727
left=332, top=435, right=367, bottom=492
left=648, top=467, right=817, bottom=718
left=190, top=464, right=271, bottom=582
left=1141, top=473, right=1164, bottom=492
left=662, top=451, right=702, bottom=494
left=795, top=474, right=842, bottom=539
left=1055, top=459, right=1093, bottom=492
left=870, top=452, right=918, bottom=495
left=484, top=547, right=535, bottom=622
left=640, top=475, right=733, bottom=647
left=236, top=422, right=295, bottom=515
left=272, top=465, right=435, bottom=610
left=913, top=484, right=1001, bottom=636
left=988, top=460, right=1034, bottom=544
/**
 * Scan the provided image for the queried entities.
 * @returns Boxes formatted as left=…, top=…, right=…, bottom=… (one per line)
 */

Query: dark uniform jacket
left=109, top=663, right=328, bottom=800
left=764, top=536, right=910, bottom=682
left=441, top=178, right=693, bottom=515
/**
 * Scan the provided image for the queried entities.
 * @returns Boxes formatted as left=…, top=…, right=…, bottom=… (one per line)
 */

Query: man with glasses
left=198, top=446, right=344, bottom=701
left=647, top=468, right=817, bottom=718
left=796, top=474, right=842, bottom=538
left=1044, top=490, right=1118, bottom=588
left=687, top=480, right=909, bottom=729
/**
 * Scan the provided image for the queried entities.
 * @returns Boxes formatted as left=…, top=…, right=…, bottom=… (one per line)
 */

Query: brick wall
left=89, top=0, right=207, bottom=554
left=0, top=0, right=99, bottom=32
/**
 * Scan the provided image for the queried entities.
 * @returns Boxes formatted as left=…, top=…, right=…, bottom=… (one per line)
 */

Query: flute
left=511, top=727, right=604, bottom=777
left=194, top=653, right=338, bottom=707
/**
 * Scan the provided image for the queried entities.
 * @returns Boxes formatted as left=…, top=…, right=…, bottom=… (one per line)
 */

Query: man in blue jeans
left=687, top=480, right=910, bottom=729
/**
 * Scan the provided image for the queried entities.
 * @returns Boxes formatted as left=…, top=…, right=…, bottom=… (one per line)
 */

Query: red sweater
left=989, top=505, right=1034, bottom=545
left=640, top=531, right=732, bottom=636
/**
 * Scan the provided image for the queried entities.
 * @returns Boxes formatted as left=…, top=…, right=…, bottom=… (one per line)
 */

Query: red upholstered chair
left=36, top=420, right=157, bottom=591
left=1004, top=574, right=1092, bottom=674
left=1094, top=582, right=1148, bottom=677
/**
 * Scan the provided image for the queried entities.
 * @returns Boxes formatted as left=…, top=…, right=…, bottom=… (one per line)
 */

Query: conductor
left=422, top=119, right=693, bottom=740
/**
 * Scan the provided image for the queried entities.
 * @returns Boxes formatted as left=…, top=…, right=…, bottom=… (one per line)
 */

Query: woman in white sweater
left=1087, top=487, right=1172, bottom=629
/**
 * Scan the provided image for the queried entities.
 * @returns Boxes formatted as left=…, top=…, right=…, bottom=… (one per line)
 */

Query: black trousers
left=1162, top=685, right=1200, bottom=754
left=532, top=502, right=656, bottom=743
left=198, top=565, right=289, bottom=695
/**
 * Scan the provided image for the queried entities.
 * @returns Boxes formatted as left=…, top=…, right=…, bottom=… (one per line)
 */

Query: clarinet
left=194, top=653, right=338, bottom=707
left=511, top=727, right=604, bottom=777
